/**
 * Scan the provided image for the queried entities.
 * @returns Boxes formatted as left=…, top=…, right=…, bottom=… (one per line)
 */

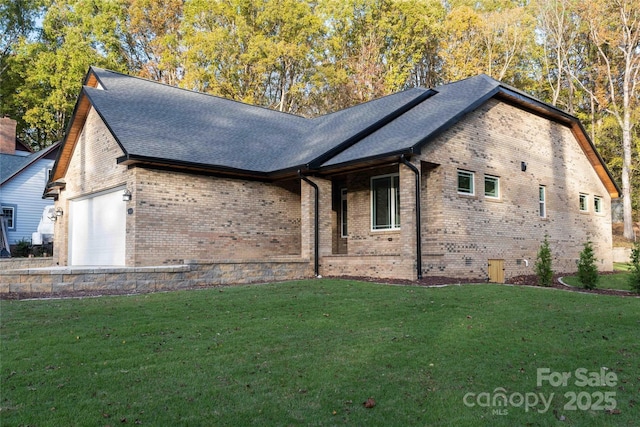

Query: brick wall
left=319, top=165, right=417, bottom=280
left=318, top=99, right=613, bottom=282
left=131, top=168, right=302, bottom=265
left=417, top=99, right=613, bottom=280
left=55, top=98, right=613, bottom=282
left=56, top=108, right=303, bottom=267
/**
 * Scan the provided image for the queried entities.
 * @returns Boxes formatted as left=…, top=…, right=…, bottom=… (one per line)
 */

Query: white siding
left=0, top=158, right=54, bottom=245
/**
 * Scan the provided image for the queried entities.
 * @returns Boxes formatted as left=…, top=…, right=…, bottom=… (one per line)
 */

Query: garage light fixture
left=48, top=207, right=64, bottom=222
left=122, top=189, right=132, bottom=202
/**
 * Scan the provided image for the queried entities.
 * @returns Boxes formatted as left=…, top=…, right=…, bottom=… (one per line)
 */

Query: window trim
left=539, top=186, right=546, bottom=218
left=594, top=196, right=603, bottom=214
left=340, top=188, right=348, bottom=238
left=370, top=173, right=400, bottom=231
left=484, top=175, right=500, bottom=199
left=1, top=205, right=17, bottom=230
left=457, top=170, right=475, bottom=195
left=579, top=193, right=588, bottom=212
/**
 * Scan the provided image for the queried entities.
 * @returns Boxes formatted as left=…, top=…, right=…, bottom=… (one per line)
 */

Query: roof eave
left=48, top=68, right=104, bottom=186
left=117, top=154, right=272, bottom=181
left=317, top=148, right=414, bottom=175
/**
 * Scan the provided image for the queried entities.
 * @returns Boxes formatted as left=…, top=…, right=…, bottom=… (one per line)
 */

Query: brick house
left=45, top=67, right=619, bottom=282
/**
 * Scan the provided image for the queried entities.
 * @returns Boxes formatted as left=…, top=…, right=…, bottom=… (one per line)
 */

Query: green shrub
left=629, top=242, right=640, bottom=294
left=11, top=239, right=31, bottom=258
left=535, top=235, right=553, bottom=287
left=577, top=240, right=599, bottom=289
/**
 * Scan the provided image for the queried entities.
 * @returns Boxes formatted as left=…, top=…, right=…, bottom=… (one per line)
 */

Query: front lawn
left=1, top=280, right=638, bottom=426
left=562, top=271, right=633, bottom=291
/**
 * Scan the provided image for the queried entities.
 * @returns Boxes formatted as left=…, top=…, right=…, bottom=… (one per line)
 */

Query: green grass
left=1, top=280, right=638, bottom=426
left=614, top=263, right=633, bottom=272
left=562, top=271, right=633, bottom=291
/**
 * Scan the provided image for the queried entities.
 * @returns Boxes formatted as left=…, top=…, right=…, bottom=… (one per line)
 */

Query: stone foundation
left=0, top=259, right=312, bottom=296
left=0, top=257, right=57, bottom=271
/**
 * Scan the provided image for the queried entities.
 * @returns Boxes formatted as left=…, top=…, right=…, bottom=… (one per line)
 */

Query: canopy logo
left=463, top=367, right=618, bottom=416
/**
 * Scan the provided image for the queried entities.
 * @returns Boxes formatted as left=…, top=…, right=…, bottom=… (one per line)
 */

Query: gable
left=1, top=142, right=60, bottom=186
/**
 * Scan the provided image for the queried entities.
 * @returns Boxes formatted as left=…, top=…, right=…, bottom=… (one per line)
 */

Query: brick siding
left=55, top=107, right=303, bottom=267
left=318, top=99, right=613, bottom=281
left=53, top=99, right=613, bottom=284
left=131, top=168, right=301, bottom=265
left=417, top=99, right=612, bottom=280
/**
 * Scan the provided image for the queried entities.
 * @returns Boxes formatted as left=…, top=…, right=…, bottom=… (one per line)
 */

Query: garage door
left=69, top=189, right=126, bottom=266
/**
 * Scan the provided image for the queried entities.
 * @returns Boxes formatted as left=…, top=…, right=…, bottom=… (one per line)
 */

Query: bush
left=629, top=242, right=640, bottom=294
left=11, top=239, right=31, bottom=258
left=535, top=235, right=553, bottom=287
left=577, top=240, right=599, bottom=290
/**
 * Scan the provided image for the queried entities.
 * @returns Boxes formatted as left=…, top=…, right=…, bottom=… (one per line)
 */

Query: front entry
left=488, top=259, right=505, bottom=283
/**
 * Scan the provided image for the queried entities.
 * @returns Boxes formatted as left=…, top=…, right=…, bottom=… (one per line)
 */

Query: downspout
left=298, top=170, right=320, bottom=277
left=400, top=155, right=423, bottom=279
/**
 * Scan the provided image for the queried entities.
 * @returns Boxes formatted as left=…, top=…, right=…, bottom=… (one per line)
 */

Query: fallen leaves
left=363, top=397, right=376, bottom=408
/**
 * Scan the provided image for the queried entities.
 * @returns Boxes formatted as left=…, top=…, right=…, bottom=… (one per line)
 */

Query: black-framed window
left=371, top=174, right=400, bottom=230
left=340, top=188, right=348, bottom=237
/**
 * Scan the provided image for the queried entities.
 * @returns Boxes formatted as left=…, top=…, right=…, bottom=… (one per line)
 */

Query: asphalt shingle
left=320, top=75, right=501, bottom=168
left=81, top=69, right=523, bottom=175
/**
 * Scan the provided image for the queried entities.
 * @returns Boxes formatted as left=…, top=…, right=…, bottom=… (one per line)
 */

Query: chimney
left=0, top=117, right=17, bottom=155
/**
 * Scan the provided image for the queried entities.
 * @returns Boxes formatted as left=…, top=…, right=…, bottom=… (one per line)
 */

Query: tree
left=576, top=0, right=639, bottom=240
left=0, top=0, right=42, bottom=77
left=121, top=0, right=184, bottom=86
left=0, top=0, right=43, bottom=134
left=535, top=235, right=554, bottom=287
left=629, top=241, right=640, bottom=293
left=314, top=0, right=444, bottom=113
left=577, top=240, right=599, bottom=289
left=536, top=0, right=580, bottom=110
left=10, top=0, right=128, bottom=149
left=181, top=0, right=324, bottom=114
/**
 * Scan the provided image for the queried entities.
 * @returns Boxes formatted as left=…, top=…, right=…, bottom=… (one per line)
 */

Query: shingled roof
left=1, top=142, right=60, bottom=185
left=83, top=68, right=434, bottom=175
left=51, top=67, right=619, bottom=197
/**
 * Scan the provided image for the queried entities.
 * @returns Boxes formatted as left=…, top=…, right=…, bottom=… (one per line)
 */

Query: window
left=579, top=193, right=588, bottom=212
left=457, top=170, right=474, bottom=195
left=340, top=188, right=348, bottom=237
left=594, top=196, right=603, bottom=214
left=484, top=175, right=500, bottom=198
left=1, top=206, right=16, bottom=230
left=371, top=174, right=400, bottom=230
left=539, top=186, right=546, bottom=218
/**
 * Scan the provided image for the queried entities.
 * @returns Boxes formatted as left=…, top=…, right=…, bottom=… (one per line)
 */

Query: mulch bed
left=330, top=272, right=638, bottom=297
left=2, top=273, right=636, bottom=300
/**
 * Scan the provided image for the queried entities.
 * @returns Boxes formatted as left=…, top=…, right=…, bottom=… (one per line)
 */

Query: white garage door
left=69, top=189, right=126, bottom=266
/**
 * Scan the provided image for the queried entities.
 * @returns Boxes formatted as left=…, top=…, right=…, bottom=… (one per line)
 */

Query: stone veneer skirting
left=0, top=259, right=312, bottom=295
left=0, top=257, right=57, bottom=271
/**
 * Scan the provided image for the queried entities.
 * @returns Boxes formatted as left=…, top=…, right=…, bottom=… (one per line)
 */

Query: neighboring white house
left=0, top=117, right=60, bottom=253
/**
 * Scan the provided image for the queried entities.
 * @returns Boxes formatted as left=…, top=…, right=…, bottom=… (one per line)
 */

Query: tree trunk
left=621, top=82, right=635, bottom=241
